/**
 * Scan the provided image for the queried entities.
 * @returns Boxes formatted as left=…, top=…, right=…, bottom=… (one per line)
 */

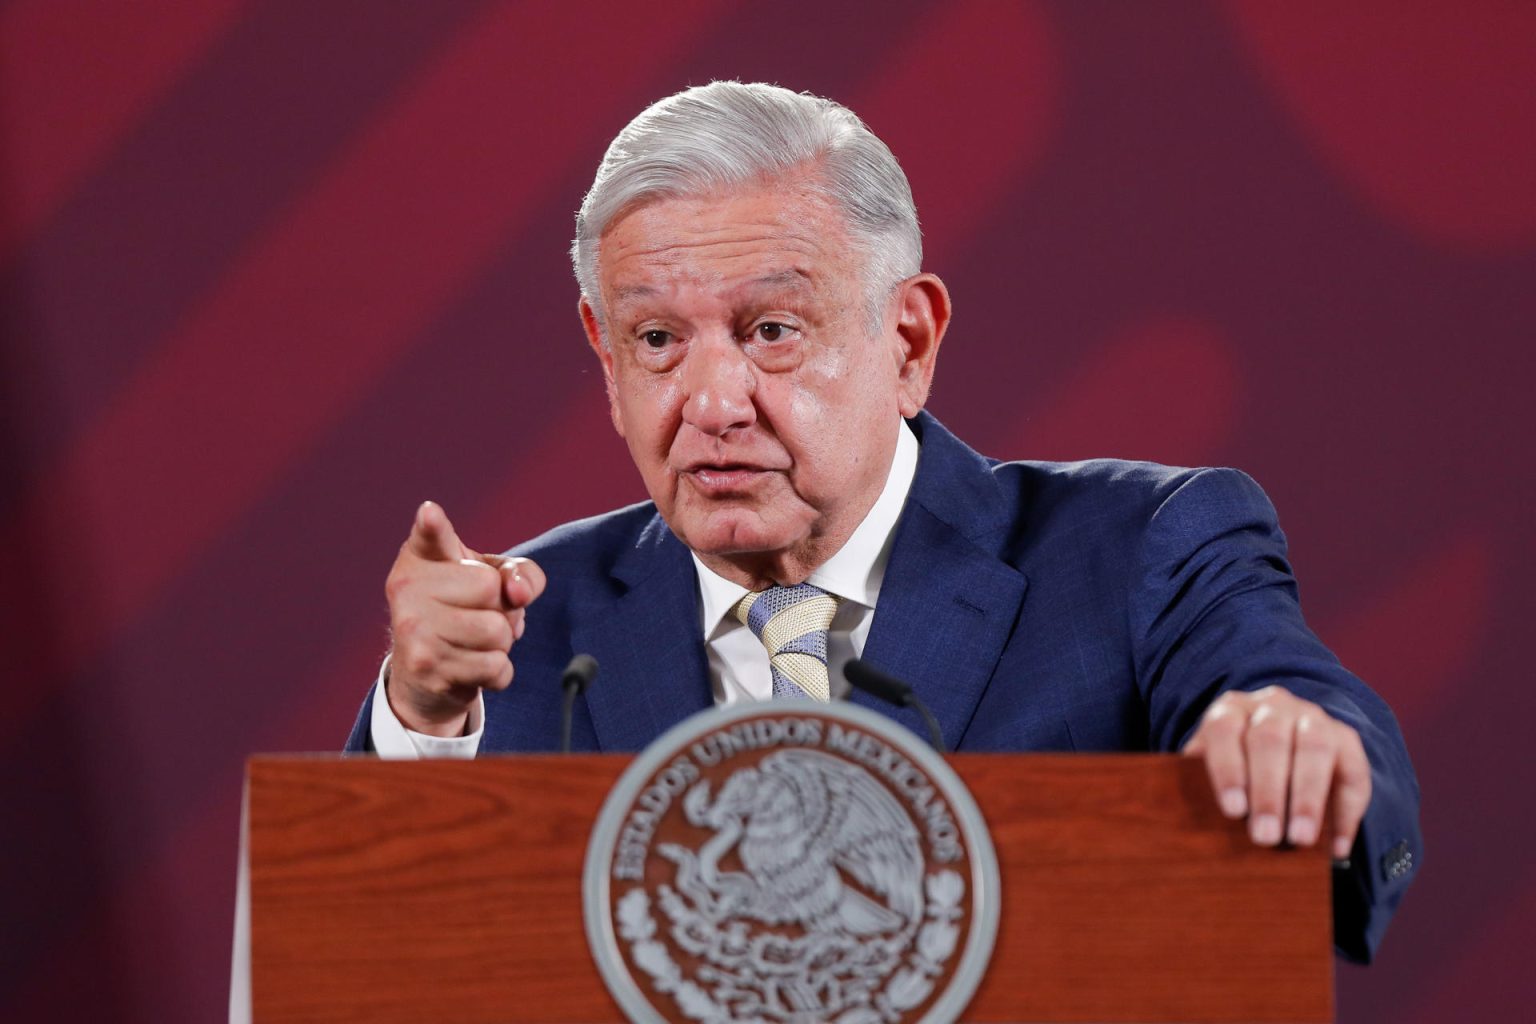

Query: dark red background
left=1, top=2, right=1530, bottom=1020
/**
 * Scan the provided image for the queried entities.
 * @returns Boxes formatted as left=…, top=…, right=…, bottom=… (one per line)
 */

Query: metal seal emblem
left=584, top=702, right=1000, bottom=1024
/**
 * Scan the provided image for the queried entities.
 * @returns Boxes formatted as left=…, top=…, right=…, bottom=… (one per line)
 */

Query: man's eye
left=641, top=329, right=673, bottom=349
left=754, top=322, right=791, bottom=342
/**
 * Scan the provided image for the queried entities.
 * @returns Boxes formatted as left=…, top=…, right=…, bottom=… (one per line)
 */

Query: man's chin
left=672, top=510, right=806, bottom=561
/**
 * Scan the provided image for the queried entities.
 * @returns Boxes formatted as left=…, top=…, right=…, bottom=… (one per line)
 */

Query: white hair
left=571, top=81, right=922, bottom=335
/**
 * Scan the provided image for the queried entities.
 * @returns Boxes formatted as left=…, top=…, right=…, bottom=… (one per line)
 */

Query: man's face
left=583, top=181, right=942, bottom=586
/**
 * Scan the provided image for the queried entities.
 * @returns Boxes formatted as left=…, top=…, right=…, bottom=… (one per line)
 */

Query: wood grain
left=248, top=754, right=1331, bottom=1022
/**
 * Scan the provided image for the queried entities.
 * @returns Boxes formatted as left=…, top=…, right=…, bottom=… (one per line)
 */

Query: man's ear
left=580, top=297, right=626, bottom=439
left=890, top=273, right=951, bottom=417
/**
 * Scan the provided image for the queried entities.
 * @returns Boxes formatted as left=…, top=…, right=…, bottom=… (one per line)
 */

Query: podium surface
left=248, top=754, right=1331, bottom=1022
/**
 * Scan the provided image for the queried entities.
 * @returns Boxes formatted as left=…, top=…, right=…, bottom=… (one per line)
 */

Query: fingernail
left=515, top=616, right=526, bottom=640
left=1287, top=816, right=1318, bottom=846
left=1251, top=814, right=1282, bottom=845
left=1333, top=836, right=1353, bottom=860
left=1219, top=788, right=1247, bottom=818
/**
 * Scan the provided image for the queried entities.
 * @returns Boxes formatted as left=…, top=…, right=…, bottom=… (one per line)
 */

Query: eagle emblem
left=660, top=749, right=925, bottom=940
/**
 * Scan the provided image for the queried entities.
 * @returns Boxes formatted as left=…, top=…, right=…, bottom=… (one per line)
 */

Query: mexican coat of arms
left=584, top=702, right=1000, bottom=1024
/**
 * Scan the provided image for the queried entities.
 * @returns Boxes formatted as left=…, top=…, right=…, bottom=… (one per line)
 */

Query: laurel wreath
left=615, top=869, right=966, bottom=1024
left=617, top=887, right=729, bottom=1020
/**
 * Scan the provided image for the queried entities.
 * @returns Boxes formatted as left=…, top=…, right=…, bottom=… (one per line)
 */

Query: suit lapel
left=855, top=415, right=1029, bottom=748
left=573, top=515, right=714, bottom=752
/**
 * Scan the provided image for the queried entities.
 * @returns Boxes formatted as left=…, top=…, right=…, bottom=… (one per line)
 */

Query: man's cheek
left=784, top=389, right=835, bottom=447
left=618, top=387, right=677, bottom=450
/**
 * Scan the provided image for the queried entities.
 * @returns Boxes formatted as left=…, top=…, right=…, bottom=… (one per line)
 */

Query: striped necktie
left=734, top=583, right=840, bottom=701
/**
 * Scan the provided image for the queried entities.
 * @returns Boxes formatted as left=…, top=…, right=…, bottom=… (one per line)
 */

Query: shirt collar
left=692, top=419, right=920, bottom=637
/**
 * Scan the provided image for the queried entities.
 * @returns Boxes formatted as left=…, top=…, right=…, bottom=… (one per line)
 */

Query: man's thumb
left=407, top=500, right=466, bottom=561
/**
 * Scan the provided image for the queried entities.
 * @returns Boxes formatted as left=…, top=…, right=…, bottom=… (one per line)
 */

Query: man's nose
left=681, top=335, right=756, bottom=436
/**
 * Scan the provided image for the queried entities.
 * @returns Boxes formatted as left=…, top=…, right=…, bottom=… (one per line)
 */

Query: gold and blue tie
left=734, top=583, right=840, bottom=701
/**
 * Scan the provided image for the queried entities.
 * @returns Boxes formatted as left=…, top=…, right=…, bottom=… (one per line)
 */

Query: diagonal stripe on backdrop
left=0, top=0, right=730, bottom=742
left=1004, top=315, right=1241, bottom=464
left=1318, top=530, right=1493, bottom=735
left=0, top=0, right=496, bottom=507
left=839, top=0, right=1059, bottom=462
left=0, top=0, right=248, bottom=261
left=851, top=0, right=1059, bottom=272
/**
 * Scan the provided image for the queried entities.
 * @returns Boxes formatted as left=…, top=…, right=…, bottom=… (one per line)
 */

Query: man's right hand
left=384, top=501, right=546, bottom=736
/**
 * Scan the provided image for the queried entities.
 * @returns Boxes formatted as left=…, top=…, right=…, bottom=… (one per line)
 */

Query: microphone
left=559, top=653, right=599, bottom=753
left=843, top=658, right=946, bottom=753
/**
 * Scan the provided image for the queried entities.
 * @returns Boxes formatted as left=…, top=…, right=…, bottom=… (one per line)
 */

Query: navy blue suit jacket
left=348, top=412, right=1419, bottom=962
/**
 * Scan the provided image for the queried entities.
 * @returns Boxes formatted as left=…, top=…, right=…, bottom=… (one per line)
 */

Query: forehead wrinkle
left=618, top=232, right=827, bottom=270
left=605, top=206, right=833, bottom=264
left=611, top=261, right=819, bottom=302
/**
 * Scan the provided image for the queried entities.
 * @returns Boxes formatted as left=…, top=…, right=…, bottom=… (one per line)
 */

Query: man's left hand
left=1183, top=685, right=1371, bottom=860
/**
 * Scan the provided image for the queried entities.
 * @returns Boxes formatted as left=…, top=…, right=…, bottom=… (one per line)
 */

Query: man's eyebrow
left=741, top=269, right=815, bottom=292
left=612, top=284, right=658, bottom=302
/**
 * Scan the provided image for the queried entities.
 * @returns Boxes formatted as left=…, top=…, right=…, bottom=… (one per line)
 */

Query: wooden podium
left=246, top=754, right=1332, bottom=1022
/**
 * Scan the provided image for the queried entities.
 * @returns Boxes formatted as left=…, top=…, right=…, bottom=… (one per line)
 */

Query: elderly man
left=346, top=82, right=1418, bottom=961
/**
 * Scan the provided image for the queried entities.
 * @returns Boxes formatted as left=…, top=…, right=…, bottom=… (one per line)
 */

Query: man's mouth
left=681, top=463, right=775, bottom=494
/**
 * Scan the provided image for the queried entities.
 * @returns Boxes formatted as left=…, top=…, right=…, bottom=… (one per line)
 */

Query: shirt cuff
left=368, top=658, right=484, bottom=759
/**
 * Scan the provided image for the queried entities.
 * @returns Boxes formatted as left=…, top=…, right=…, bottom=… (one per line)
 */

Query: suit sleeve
left=1128, top=467, right=1421, bottom=963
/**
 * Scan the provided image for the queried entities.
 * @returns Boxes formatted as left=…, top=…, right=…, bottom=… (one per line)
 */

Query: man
left=346, top=81, right=1418, bottom=961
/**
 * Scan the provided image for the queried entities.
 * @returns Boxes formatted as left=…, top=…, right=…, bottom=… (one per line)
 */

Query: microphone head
left=561, top=653, right=599, bottom=695
left=843, top=658, right=912, bottom=707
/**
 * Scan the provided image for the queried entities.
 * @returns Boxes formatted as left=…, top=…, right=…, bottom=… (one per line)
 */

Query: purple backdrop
left=1, top=1, right=1531, bottom=1020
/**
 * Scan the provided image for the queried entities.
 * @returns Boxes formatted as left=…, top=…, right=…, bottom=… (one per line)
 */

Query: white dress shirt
left=369, top=419, right=920, bottom=758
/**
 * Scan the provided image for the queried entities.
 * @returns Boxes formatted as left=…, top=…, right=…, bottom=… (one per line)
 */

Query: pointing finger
left=407, top=501, right=466, bottom=562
